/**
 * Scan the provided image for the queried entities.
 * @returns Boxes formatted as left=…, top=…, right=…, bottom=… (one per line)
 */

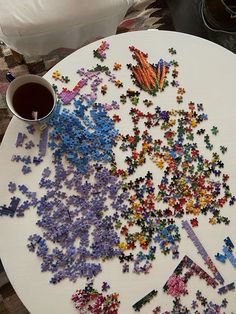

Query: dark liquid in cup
left=13, top=82, right=54, bottom=120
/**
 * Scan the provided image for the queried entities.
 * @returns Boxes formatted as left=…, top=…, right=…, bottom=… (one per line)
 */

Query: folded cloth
left=0, top=0, right=134, bottom=56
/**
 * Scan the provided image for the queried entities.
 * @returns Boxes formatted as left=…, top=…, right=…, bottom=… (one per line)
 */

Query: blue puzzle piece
left=224, top=237, right=234, bottom=250
left=215, top=253, right=227, bottom=263
left=223, top=245, right=236, bottom=268
left=218, top=282, right=235, bottom=295
left=218, top=286, right=227, bottom=294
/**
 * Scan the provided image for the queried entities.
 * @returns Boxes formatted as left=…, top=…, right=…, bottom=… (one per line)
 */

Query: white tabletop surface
left=1, top=30, right=236, bottom=313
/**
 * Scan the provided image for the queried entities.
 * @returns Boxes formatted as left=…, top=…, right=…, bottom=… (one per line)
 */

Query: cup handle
left=6, top=71, right=16, bottom=82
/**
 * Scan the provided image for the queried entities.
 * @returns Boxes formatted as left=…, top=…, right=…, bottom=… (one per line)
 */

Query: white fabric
left=0, top=0, right=134, bottom=55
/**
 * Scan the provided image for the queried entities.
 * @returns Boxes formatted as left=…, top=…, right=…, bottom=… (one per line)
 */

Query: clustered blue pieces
left=26, top=162, right=128, bottom=284
left=215, top=236, right=236, bottom=269
left=47, top=99, right=118, bottom=172
left=11, top=153, right=43, bottom=174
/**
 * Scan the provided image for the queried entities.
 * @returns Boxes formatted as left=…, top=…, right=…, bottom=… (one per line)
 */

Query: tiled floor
left=0, top=260, right=29, bottom=314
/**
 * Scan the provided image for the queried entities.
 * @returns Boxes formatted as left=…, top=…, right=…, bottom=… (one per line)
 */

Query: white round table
left=1, top=30, right=236, bottom=313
